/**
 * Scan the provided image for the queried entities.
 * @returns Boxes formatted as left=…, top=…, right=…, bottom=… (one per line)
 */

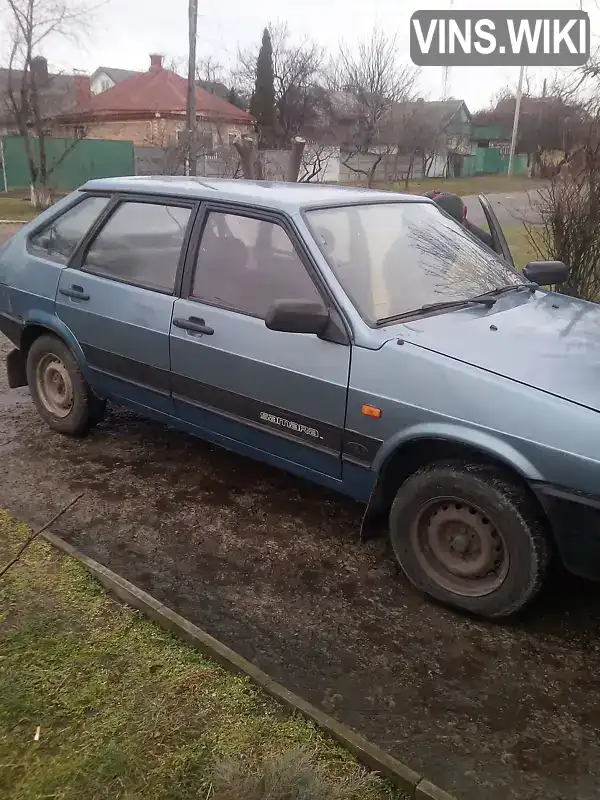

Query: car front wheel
left=26, top=334, right=105, bottom=437
left=389, top=461, right=551, bottom=619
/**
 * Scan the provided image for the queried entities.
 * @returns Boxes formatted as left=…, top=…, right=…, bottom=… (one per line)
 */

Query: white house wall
left=90, top=73, right=115, bottom=95
left=429, top=152, right=449, bottom=178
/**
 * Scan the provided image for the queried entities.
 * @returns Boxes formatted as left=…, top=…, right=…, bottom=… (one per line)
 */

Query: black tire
left=26, top=334, right=105, bottom=437
left=389, top=461, right=551, bottom=619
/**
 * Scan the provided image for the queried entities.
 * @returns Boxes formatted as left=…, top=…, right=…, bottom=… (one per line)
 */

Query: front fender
left=373, top=422, right=546, bottom=482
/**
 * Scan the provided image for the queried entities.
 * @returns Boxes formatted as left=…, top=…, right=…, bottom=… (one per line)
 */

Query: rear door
left=55, top=195, right=195, bottom=416
left=169, top=204, right=351, bottom=480
left=478, top=193, right=515, bottom=267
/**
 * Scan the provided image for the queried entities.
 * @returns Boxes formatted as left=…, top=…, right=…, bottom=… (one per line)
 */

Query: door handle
left=173, top=316, right=214, bottom=335
left=59, top=285, right=89, bottom=301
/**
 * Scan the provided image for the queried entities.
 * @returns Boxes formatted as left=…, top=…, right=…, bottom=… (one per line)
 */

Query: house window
left=101, top=79, right=111, bottom=92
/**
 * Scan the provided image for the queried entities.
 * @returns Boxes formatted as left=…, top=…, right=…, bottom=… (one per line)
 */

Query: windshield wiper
left=376, top=296, right=495, bottom=326
left=376, top=282, right=539, bottom=327
left=470, top=282, right=538, bottom=302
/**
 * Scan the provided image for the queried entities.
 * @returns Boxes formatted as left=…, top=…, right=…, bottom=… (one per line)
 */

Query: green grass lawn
left=503, top=224, right=545, bottom=268
left=0, top=195, right=38, bottom=221
left=0, top=512, right=409, bottom=800
left=387, top=175, right=547, bottom=197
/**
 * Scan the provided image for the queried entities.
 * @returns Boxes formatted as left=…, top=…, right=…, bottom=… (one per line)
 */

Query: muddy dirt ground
left=1, top=333, right=600, bottom=800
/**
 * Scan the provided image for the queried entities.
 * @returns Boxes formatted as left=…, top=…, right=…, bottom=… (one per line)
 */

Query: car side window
left=29, top=195, right=110, bottom=265
left=191, top=211, right=323, bottom=318
left=83, top=201, right=191, bottom=293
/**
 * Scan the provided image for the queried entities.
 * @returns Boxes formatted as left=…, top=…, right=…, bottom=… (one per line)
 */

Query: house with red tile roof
left=56, top=54, right=255, bottom=150
left=0, top=56, right=91, bottom=135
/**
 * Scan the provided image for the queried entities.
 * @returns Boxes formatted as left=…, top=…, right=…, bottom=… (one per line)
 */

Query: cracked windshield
left=308, top=202, right=519, bottom=323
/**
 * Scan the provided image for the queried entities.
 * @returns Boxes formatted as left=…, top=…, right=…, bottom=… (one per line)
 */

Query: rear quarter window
left=29, top=196, right=110, bottom=265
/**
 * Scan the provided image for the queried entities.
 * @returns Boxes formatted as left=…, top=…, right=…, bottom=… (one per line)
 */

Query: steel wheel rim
left=36, top=354, right=74, bottom=419
left=410, top=496, right=509, bottom=597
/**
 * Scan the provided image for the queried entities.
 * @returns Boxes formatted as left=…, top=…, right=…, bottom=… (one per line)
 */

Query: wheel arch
left=368, top=425, right=548, bottom=522
left=8, top=316, right=90, bottom=389
left=20, top=314, right=88, bottom=369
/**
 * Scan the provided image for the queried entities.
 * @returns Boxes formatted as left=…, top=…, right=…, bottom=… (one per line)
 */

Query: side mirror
left=523, top=260, right=569, bottom=286
left=265, top=299, right=330, bottom=335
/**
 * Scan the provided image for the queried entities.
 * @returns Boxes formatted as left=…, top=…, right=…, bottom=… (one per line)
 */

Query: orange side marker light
left=361, top=404, right=382, bottom=419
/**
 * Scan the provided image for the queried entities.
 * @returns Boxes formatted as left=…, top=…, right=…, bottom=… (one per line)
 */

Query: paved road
left=0, top=335, right=599, bottom=800
left=464, top=191, right=542, bottom=227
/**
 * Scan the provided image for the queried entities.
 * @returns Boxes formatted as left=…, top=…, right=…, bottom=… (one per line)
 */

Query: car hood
left=399, top=290, right=600, bottom=413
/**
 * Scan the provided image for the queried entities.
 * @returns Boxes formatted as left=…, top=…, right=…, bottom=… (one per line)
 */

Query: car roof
left=80, top=176, right=428, bottom=212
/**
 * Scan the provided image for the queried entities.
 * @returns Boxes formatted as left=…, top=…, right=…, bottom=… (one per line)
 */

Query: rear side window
left=83, top=201, right=191, bottom=293
left=29, top=195, right=110, bottom=264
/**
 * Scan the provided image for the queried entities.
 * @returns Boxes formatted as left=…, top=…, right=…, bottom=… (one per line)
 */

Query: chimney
left=30, top=56, right=49, bottom=85
left=149, top=53, right=164, bottom=72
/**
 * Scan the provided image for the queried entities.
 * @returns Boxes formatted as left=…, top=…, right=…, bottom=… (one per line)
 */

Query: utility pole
left=508, top=64, right=525, bottom=176
left=186, top=0, right=198, bottom=176
left=442, top=0, right=454, bottom=99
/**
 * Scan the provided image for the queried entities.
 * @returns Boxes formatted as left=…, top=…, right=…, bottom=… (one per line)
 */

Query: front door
left=56, top=196, right=195, bottom=416
left=478, top=194, right=515, bottom=267
left=170, top=206, right=351, bottom=480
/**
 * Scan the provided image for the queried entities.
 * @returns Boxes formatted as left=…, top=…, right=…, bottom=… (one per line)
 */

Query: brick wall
left=55, top=118, right=254, bottom=149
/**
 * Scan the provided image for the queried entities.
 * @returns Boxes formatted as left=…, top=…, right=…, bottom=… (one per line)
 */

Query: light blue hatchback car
left=1, top=176, right=598, bottom=619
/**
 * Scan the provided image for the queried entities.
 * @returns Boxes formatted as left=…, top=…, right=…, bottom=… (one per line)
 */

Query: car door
left=169, top=205, right=351, bottom=480
left=478, top=193, right=515, bottom=267
left=55, top=195, right=195, bottom=417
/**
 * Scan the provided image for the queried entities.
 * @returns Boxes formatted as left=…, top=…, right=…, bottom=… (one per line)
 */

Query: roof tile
left=68, top=63, right=254, bottom=124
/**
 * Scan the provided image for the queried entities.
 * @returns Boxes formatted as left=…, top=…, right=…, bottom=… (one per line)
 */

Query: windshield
left=305, top=201, right=521, bottom=324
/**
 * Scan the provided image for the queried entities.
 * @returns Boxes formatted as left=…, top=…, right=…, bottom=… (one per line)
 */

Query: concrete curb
left=41, top=529, right=457, bottom=800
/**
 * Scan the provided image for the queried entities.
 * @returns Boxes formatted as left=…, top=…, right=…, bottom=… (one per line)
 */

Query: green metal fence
left=474, top=146, right=528, bottom=175
left=0, top=136, right=135, bottom=192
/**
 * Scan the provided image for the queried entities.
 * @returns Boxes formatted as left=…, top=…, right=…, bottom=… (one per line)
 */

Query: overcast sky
left=1, top=0, right=597, bottom=112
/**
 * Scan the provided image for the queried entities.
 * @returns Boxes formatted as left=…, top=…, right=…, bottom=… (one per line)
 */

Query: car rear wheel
left=26, top=334, right=105, bottom=437
left=389, top=461, right=551, bottom=619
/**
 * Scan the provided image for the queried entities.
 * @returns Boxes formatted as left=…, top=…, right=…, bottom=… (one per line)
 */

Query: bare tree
left=298, top=142, right=337, bottom=183
left=164, top=55, right=185, bottom=74
left=196, top=55, right=226, bottom=87
left=326, top=29, right=419, bottom=186
left=236, top=23, right=325, bottom=147
left=270, top=24, right=324, bottom=145
left=3, top=0, right=91, bottom=207
left=387, top=100, right=442, bottom=187
left=334, top=29, right=419, bottom=153
left=525, top=113, right=600, bottom=301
